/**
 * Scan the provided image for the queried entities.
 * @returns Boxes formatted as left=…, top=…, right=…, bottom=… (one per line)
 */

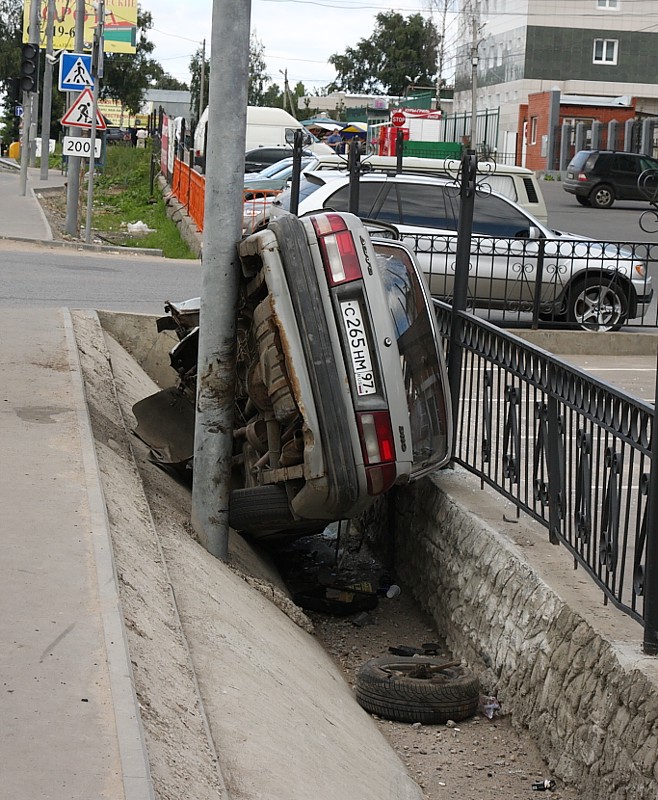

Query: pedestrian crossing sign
left=59, top=53, right=94, bottom=92
left=61, top=88, right=107, bottom=130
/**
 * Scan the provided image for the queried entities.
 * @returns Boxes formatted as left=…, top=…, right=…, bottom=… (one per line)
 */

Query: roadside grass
left=91, top=145, right=196, bottom=259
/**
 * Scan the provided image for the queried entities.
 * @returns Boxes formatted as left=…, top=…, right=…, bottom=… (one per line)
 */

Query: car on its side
left=270, top=171, right=653, bottom=332
left=132, top=212, right=452, bottom=544
left=563, top=150, right=658, bottom=208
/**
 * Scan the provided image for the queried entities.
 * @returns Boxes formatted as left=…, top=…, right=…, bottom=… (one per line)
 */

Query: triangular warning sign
left=61, top=88, right=107, bottom=130
left=62, top=57, right=93, bottom=88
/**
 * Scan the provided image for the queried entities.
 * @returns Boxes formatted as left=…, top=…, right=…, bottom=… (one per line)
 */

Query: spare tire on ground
left=355, top=656, right=480, bottom=724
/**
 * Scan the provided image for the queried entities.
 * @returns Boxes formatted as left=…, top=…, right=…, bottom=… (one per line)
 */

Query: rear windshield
left=569, top=151, right=594, bottom=170
left=373, top=243, right=451, bottom=473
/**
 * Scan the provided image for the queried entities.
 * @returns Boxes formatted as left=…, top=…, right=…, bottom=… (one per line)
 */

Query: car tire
left=229, top=486, right=325, bottom=540
left=566, top=276, right=628, bottom=332
left=576, top=195, right=591, bottom=207
left=589, top=184, right=615, bottom=209
left=355, top=656, right=480, bottom=724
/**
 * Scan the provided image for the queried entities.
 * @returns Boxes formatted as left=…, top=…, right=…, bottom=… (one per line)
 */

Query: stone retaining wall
left=365, top=469, right=658, bottom=800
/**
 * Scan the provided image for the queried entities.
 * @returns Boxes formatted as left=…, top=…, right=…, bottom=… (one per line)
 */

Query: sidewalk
left=0, top=307, right=153, bottom=800
left=0, top=161, right=67, bottom=241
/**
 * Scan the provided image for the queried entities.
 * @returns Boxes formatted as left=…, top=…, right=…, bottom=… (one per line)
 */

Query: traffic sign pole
left=84, top=0, right=105, bottom=244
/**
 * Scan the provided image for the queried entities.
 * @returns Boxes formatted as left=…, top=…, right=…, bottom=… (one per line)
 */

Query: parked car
left=132, top=212, right=452, bottom=543
left=243, top=156, right=315, bottom=197
left=306, top=153, right=549, bottom=222
left=270, top=171, right=653, bottom=331
left=105, top=126, right=131, bottom=145
left=563, top=150, right=658, bottom=208
left=244, top=146, right=315, bottom=173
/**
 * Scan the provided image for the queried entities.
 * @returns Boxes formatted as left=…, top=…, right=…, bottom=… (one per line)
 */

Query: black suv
left=563, top=150, right=658, bottom=208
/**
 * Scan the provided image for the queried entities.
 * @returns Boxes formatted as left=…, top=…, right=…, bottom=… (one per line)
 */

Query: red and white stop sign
left=391, top=110, right=406, bottom=128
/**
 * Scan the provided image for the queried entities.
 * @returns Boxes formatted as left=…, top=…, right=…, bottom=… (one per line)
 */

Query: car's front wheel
left=576, top=195, right=591, bottom=207
left=589, top=184, right=615, bottom=209
left=567, top=276, right=628, bottom=331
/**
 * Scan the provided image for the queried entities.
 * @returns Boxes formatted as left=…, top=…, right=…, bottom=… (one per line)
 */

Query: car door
left=610, top=154, right=642, bottom=200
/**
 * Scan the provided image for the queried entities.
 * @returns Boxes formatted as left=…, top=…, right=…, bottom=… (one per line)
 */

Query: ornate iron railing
left=434, top=301, right=655, bottom=634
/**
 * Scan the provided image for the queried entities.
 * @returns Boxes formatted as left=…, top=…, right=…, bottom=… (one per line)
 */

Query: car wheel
left=576, top=195, right=591, bottom=207
left=567, top=277, right=628, bottom=332
left=590, top=184, right=615, bottom=209
left=355, top=656, right=480, bottom=724
left=229, top=486, right=325, bottom=540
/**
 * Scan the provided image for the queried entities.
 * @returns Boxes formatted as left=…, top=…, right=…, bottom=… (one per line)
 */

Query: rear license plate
left=567, top=172, right=574, bottom=179
left=340, top=300, right=376, bottom=396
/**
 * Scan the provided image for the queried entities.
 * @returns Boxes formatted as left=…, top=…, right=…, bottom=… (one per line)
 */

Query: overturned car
left=133, top=212, right=452, bottom=543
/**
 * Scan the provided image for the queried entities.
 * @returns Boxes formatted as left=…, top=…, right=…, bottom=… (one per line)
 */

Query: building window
left=593, top=39, right=618, bottom=64
left=530, top=117, right=538, bottom=145
left=597, top=0, right=618, bottom=8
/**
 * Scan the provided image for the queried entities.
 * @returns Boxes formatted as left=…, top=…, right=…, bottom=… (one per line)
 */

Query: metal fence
left=433, top=302, right=656, bottom=636
left=401, top=232, right=657, bottom=330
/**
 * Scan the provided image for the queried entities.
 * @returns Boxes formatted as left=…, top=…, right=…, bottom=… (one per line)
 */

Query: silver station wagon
left=271, top=172, right=653, bottom=332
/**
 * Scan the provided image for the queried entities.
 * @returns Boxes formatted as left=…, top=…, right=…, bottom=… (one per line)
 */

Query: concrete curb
left=63, top=309, right=155, bottom=800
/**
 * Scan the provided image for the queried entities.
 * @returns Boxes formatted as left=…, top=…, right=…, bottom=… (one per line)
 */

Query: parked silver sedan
left=271, top=172, right=653, bottom=332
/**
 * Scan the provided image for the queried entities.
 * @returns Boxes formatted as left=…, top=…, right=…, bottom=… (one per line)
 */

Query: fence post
left=591, top=121, right=601, bottom=151
left=347, top=139, right=361, bottom=215
left=608, top=120, right=619, bottom=152
left=575, top=122, right=587, bottom=153
left=624, top=119, right=635, bottom=152
left=531, top=239, right=546, bottom=328
left=643, top=353, right=658, bottom=654
left=447, top=150, right=477, bottom=454
left=560, top=123, right=571, bottom=171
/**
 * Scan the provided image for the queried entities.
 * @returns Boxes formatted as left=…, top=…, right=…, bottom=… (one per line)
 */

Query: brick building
left=517, top=91, right=636, bottom=170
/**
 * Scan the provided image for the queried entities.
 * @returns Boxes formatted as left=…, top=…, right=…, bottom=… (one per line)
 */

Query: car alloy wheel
left=568, top=277, right=628, bottom=332
left=590, top=184, right=615, bottom=209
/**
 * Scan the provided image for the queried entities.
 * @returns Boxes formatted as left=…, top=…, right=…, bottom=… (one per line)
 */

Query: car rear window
left=569, top=151, right=593, bottom=171
left=373, top=244, right=450, bottom=473
left=274, top=174, right=327, bottom=210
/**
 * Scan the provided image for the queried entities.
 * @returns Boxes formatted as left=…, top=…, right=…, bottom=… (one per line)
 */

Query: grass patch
left=91, top=146, right=196, bottom=259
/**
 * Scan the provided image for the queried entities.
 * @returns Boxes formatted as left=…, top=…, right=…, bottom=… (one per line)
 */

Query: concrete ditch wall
left=364, top=470, right=658, bottom=800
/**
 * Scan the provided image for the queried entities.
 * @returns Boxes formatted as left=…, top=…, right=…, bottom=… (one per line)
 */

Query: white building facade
left=453, top=0, right=658, bottom=159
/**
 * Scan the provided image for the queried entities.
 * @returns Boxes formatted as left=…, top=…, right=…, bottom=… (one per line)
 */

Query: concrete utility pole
left=470, top=7, right=479, bottom=149
left=65, top=0, right=86, bottom=236
left=198, top=38, right=206, bottom=123
left=39, top=0, right=56, bottom=180
left=191, top=0, right=251, bottom=560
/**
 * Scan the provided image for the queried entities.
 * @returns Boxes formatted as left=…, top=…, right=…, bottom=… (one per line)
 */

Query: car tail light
left=577, top=172, right=588, bottom=182
left=357, top=411, right=397, bottom=495
left=312, top=214, right=362, bottom=285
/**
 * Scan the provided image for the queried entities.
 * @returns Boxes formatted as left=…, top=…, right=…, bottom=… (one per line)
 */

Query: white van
left=306, top=153, right=548, bottom=223
left=194, top=106, right=332, bottom=165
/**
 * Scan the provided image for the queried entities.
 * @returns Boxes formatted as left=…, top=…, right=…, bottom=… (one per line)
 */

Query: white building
left=453, top=0, right=658, bottom=157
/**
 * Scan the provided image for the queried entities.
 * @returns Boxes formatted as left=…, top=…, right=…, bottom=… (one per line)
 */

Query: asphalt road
left=0, top=241, right=201, bottom=312
left=541, top=177, right=658, bottom=243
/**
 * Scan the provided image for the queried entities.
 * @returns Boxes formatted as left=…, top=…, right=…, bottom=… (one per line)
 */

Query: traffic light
left=20, top=42, right=39, bottom=93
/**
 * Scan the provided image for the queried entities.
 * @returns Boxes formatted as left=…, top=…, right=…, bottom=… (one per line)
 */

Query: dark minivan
left=563, top=150, right=658, bottom=208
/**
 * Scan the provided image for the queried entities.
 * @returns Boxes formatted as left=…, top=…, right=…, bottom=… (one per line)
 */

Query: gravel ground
left=271, top=527, right=580, bottom=800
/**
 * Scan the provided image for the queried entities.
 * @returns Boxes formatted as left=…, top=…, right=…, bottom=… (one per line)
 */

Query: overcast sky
left=140, top=0, right=455, bottom=93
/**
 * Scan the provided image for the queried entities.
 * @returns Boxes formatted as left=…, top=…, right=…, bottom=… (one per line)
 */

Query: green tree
left=189, top=45, right=209, bottom=129
left=0, top=0, right=23, bottom=146
left=101, top=9, right=162, bottom=113
left=328, top=12, right=439, bottom=96
left=248, top=34, right=269, bottom=106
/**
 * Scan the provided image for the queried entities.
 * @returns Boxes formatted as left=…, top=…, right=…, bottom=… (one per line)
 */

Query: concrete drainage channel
left=93, top=310, right=658, bottom=800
